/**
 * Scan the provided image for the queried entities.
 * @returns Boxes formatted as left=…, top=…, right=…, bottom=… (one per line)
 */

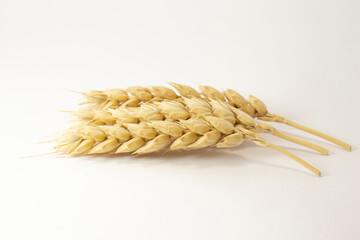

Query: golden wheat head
left=54, top=83, right=352, bottom=177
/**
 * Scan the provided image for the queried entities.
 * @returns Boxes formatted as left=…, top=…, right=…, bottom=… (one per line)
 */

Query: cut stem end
left=266, top=142, right=321, bottom=177
left=270, top=114, right=351, bottom=152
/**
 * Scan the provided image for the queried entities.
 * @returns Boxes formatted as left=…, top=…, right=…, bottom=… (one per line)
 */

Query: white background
left=0, top=0, right=359, bottom=239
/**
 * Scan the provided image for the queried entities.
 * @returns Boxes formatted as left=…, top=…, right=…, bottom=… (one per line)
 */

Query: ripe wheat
left=74, top=83, right=351, bottom=151
left=55, top=83, right=352, bottom=177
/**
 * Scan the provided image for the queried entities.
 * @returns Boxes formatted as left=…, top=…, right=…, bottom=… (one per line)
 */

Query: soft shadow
left=103, top=147, right=247, bottom=169
left=76, top=141, right=319, bottom=176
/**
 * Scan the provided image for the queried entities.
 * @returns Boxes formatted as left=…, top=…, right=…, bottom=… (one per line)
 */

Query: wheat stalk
left=73, top=83, right=350, bottom=151
left=54, top=83, right=353, bottom=176
left=65, top=96, right=329, bottom=154
left=54, top=86, right=352, bottom=176
left=56, top=117, right=322, bottom=176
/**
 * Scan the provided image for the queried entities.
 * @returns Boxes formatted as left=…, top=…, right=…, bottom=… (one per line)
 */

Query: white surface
left=0, top=0, right=359, bottom=239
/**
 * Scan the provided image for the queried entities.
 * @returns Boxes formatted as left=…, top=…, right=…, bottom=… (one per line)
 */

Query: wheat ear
left=56, top=120, right=321, bottom=176
left=83, top=83, right=349, bottom=152
left=56, top=83, right=352, bottom=176
left=56, top=94, right=324, bottom=176
left=68, top=95, right=328, bottom=155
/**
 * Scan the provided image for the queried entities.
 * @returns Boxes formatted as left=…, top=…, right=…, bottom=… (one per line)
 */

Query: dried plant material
left=199, top=85, right=226, bottom=101
left=249, top=95, right=267, bottom=116
left=208, top=99, right=236, bottom=124
left=156, top=101, right=190, bottom=120
left=258, top=123, right=329, bottom=155
left=168, top=82, right=201, bottom=98
left=89, top=137, right=119, bottom=154
left=241, top=104, right=256, bottom=117
left=251, top=135, right=321, bottom=177
left=148, top=86, right=178, bottom=100
left=105, top=89, right=129, bottom=102
left=125, top=123, right=158, bottom=140
left=223, top=89, right=247, bottom=107
left=203, top=116, right=234, bottom=134
left=170, top=132, right=198, bottom=149
left=127, top=86, right=153, bottom=101
left=93, top=110, right=116, bottom=125
left=95, top=100, right=117, bottom=110
left=223, top=89, right=256, bottom=116
left=109, top=109, right=139, bottom=124
left=99, top=125, right=132, bottom=141
left=231, top=107, right=257, bottom=127
left=182, top=97, right=212, bottom=115
left=187, top=130, right=222, bottom=149
left=134, top=134, right=171, bottom=154
left=179, top=119, right=211, bottom=135
left=54, top=83, right=352, bottom=177
left=134, top=104, right=164, bottom=121
left=65, top=139, right=83, bottom=154
left=121, top=97, right=141, bottom=108
left=78, top=126, right=106, bottom=142
left=116, top=137, right=144, bottom=153
left=216, top=133, right=245, bottom=148
left=147, top=121, right=183, bottom=137
left=72, top=139, right=95, bottom=156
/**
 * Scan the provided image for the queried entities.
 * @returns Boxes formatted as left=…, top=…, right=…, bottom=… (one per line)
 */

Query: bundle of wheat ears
left=54, top=83, right=351, bottom=176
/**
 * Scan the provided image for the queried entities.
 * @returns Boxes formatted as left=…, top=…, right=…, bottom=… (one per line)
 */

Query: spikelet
left=223, top=89, right=255, bottom=116
left=156, top=101, right=190, bottom=120
left=147, top=121, right=183, bottom=137
left=72, top=139, right=95, bottom=156
left=109, top=108, right=139, bottom=124
left=187, top=130, right=222, bottom=149
left=106, top=89, right=129, bottom=102
left=203, top=116, right=234, bottom=135
left=99, top=125, right=132, bottom=141
left=249, top=95, right=268, bottom=115
left=93, top=110, right=116, bottom=125
left=217, top=133, right=245, bottom=148
left=170, top=132, right=198, bottom=149
left=116, top=137, right=145, bottom=153
left=127, top=86, right=153, bottom=101
left=148, top=86, right=178, bottom=100
left=121, top=97, right=141, bottom=107
left=223, top=89, right=247, bottom=107
left=134, top=134, right=171, bottom=154
left=179, top=119, right=211, bottom=135
left=125, top=123, right=158, bottom=140
left=89, top=137, right=119, bottom=154
left=63, top=139, right=83, bottom=154
left=199, top=85, right=226, bottom=101
left=78, top=125, right=107, bottom=142
left=134, top=103, right=164, bottom=121
left=230, top=106, right=257, bottom=127
left=168, top=82, right=201, bottom=98
left=208, top=99, right=236, bottom=124
left=182, top=97, right=212, bottom=115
